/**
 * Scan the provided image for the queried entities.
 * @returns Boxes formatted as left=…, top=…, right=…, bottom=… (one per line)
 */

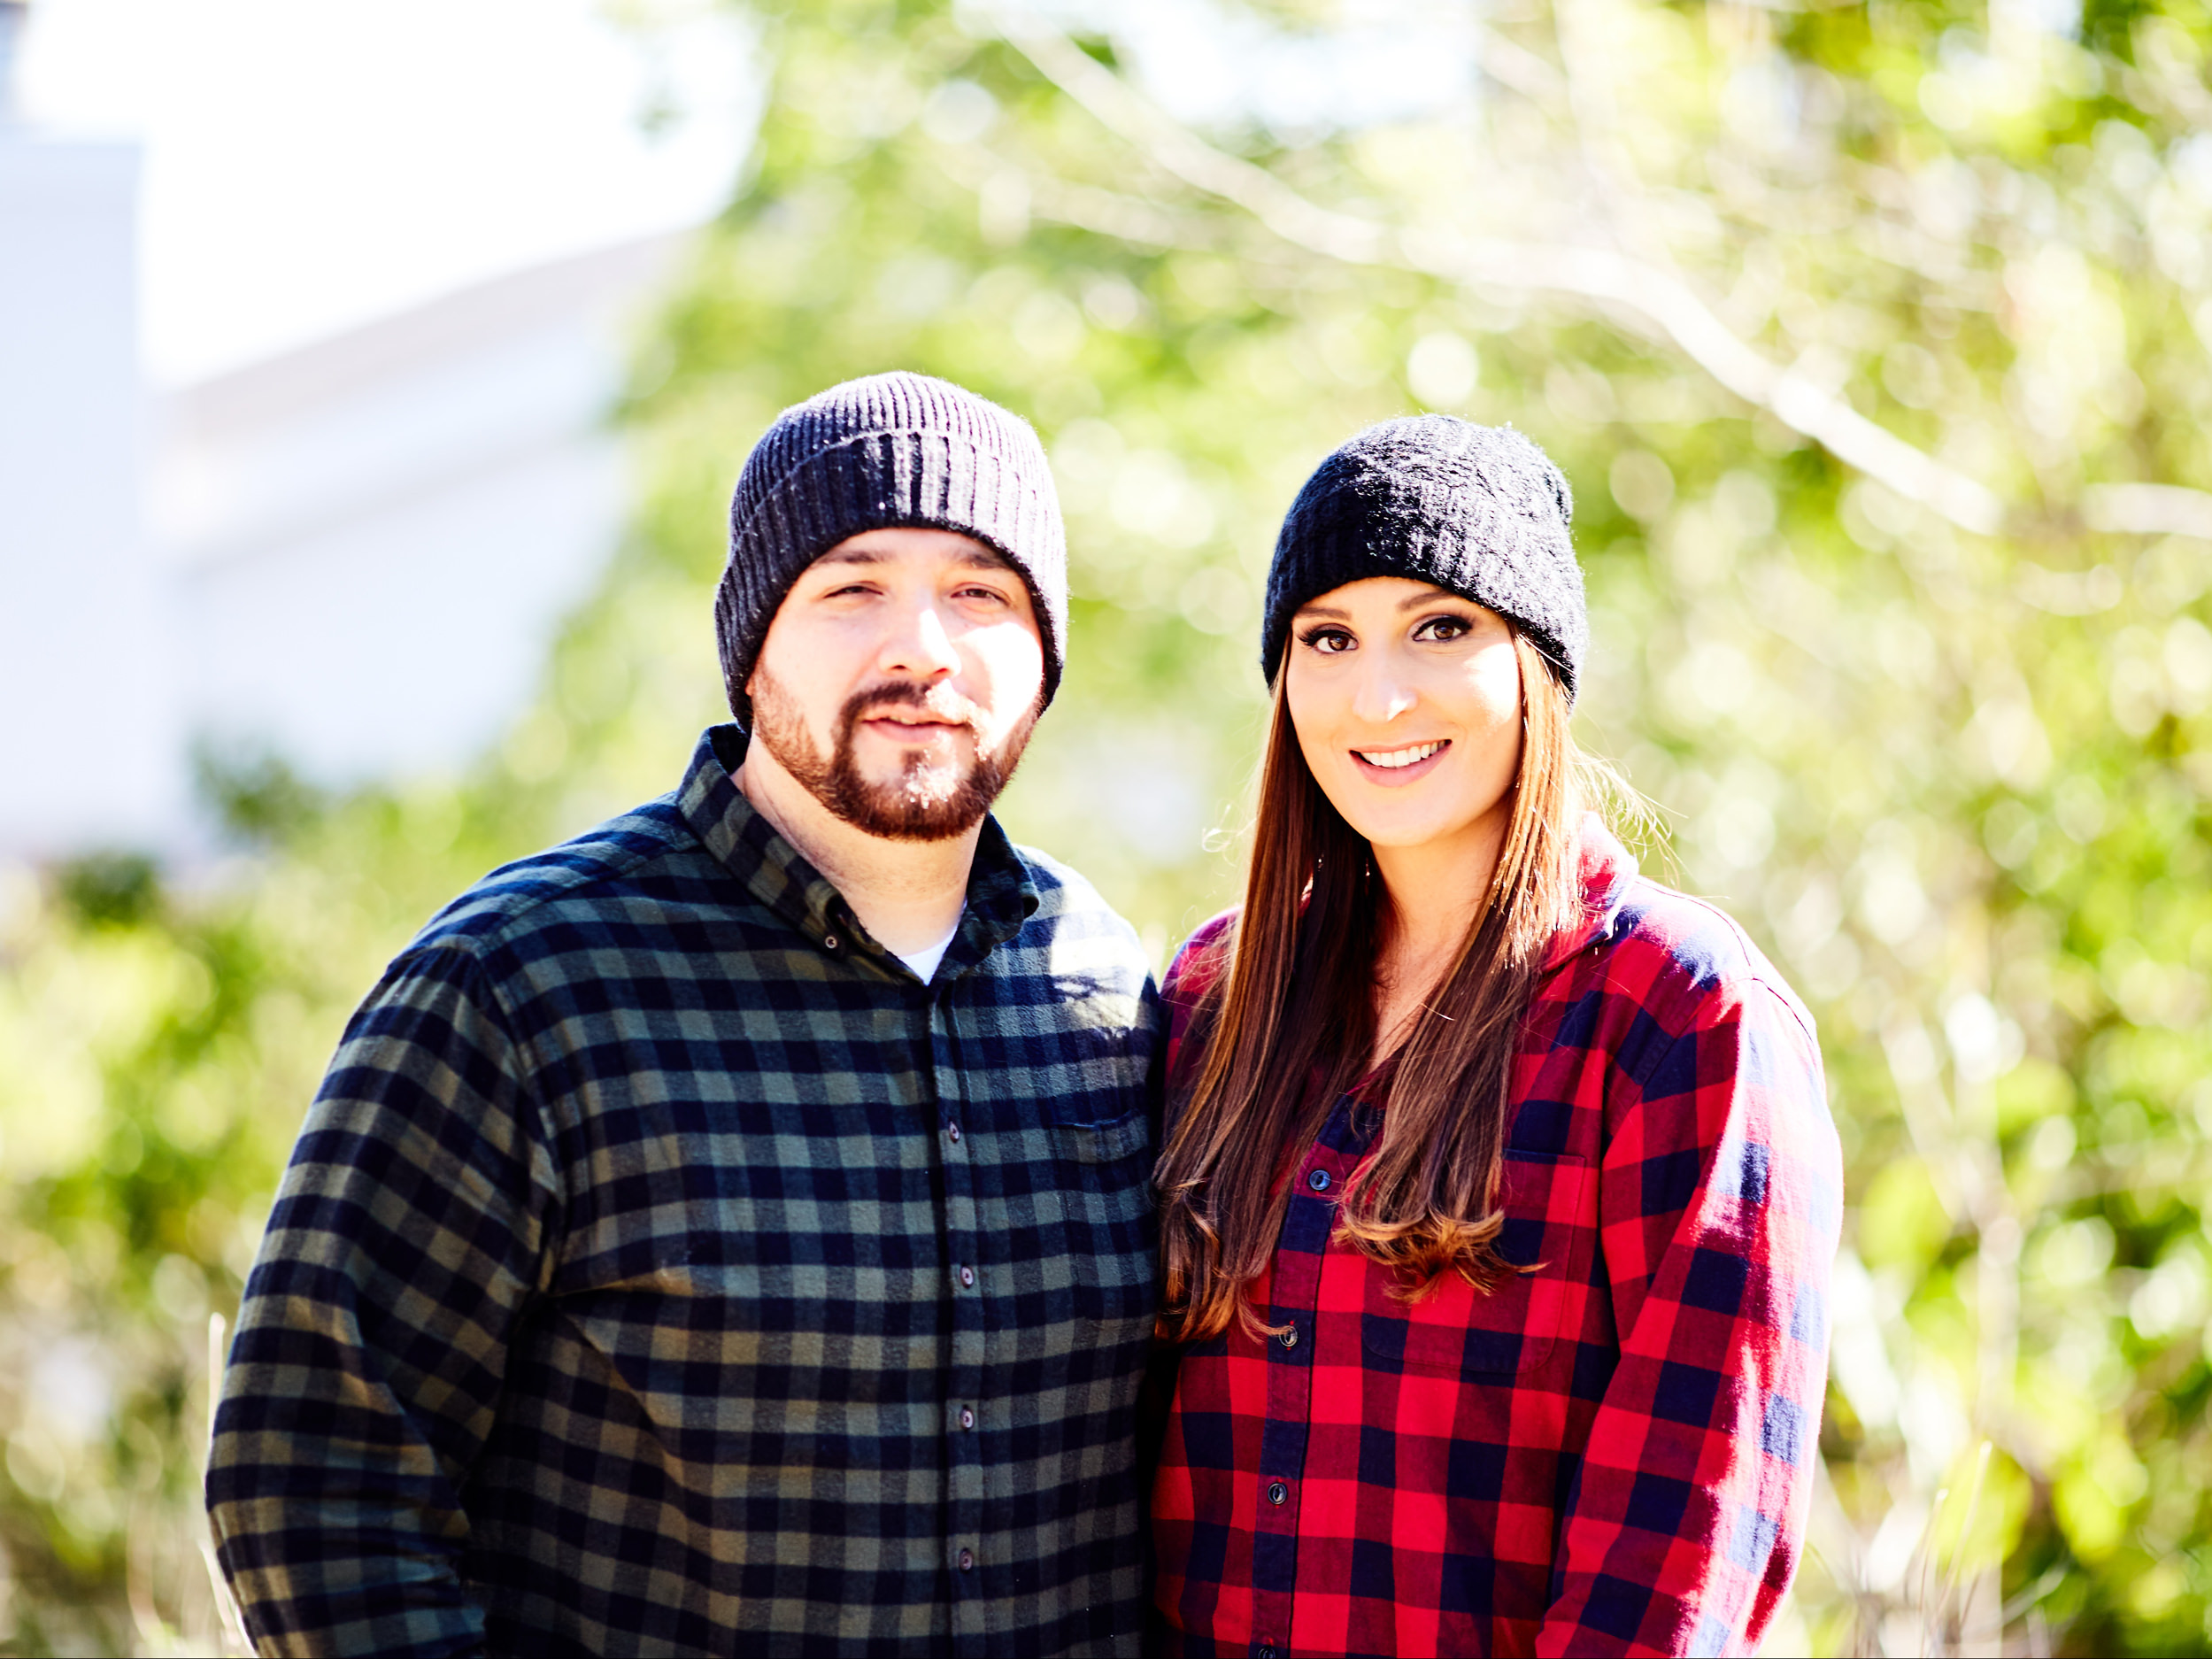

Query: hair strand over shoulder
left=1153, top=635, right=1589, bottom=1345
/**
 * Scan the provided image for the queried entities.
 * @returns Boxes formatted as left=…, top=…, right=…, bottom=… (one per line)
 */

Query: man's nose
left=875, top=598, right=962, bottom=681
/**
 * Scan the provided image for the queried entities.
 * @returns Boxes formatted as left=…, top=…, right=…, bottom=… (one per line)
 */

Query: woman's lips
left=1349, top=738, right=1451, bottom=786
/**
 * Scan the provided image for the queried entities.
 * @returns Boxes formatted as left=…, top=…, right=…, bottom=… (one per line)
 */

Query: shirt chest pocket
left=1044, top=1109, right=1159, bottom=1335
left=1045, top=1111, right=1157, bottom=1242
left=1050, top=1107, right=1152, bottom=1167
left=1357, top=1151, right=1593, bottom=1378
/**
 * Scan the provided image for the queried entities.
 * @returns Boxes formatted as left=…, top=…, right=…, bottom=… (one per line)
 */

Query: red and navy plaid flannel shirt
left=1149, top=821, right=1841, bottom=1657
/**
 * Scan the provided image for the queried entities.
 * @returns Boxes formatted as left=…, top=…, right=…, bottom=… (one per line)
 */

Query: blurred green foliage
left=5, top=0, right=2212, bottom=1651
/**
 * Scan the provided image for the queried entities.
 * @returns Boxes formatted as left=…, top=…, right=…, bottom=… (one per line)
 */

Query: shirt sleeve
left=206, top=943, right=558, bottom=1658
left=1538, top=977, right=1841, bottom=1657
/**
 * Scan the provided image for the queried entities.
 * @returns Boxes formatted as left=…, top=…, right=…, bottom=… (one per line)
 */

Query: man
left=209, top=373, right=1162, bottom=1657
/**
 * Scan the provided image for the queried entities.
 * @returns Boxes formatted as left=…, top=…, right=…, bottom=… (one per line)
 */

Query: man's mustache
left=840, top=680, right=984, bottom=735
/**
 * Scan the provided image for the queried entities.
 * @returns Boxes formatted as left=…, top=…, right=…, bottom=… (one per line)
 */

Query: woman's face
left=1283, top=576, right=1523, bottom=856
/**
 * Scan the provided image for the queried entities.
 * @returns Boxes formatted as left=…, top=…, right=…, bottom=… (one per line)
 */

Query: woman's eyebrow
left=1295, top=604, right=1352, bottom=621
left=1396, top=586, right=1467, bottom=613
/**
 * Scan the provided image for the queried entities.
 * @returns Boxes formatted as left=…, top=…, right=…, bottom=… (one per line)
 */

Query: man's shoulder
left=1011, top=843, right=1139, bottom=944
left=404, top=796, right=709, bottom=968
left=1005, top=842, right=1156, bottom=996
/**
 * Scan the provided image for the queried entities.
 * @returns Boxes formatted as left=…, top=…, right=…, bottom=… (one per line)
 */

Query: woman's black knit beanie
left=716, top=371, right=1067, bottom=725
left=1260, top=416, right=1587, bottom=702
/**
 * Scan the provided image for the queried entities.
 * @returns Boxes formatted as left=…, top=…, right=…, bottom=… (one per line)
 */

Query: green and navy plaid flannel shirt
left=208, top=725, right=1164, bottom=1658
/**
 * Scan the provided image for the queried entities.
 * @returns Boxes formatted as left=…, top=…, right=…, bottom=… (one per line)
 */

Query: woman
left=1148, top=418, right=1841, bottom=1657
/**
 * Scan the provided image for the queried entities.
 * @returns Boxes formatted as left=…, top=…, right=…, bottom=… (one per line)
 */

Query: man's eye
left=955, top=585, right=1011, bottom=605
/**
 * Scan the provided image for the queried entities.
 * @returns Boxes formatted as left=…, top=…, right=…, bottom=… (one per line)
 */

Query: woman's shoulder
left=1589, top=876, right=1838, bottom=1192
left=1160, top=908, right=1238, bottom=1063
left=1588, top=872, right=1818, bottom=1052
left=1164, top=907, right=1239, bottom=1002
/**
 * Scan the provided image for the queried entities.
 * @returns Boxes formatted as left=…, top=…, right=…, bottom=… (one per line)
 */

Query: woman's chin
left=1331, top=792, right=1515, bottom=858
left=1334, top=810, right=1456, bottom=853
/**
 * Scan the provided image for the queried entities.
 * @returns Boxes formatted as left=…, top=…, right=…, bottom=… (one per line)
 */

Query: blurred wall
left=0, top=93, right=682, bottom=853
left=153, top=234, right=681, bottom=791
left=0, top=123, right=185, bottom=853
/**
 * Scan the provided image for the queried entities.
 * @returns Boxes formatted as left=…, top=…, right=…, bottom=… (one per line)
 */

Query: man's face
left=746, top=527, right=1047, bottom=841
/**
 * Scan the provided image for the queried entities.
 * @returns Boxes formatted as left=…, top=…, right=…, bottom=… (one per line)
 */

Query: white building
left=152, top=232, right=682, bottom=792
left=0, top=0, right=175, bottom=853
left=0, top=2, right=683, bottom=855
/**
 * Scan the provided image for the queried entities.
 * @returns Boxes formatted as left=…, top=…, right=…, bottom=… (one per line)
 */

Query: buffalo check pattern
left=1149, top=822, right=1842, bottom=1657
left=208, top=725, right=1163, bottom=1659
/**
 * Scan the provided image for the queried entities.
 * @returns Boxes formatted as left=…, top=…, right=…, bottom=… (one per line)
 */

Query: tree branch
left=2082, top=482, right=2212, bottom=542
left=989, top=16, right=2212, bottom=547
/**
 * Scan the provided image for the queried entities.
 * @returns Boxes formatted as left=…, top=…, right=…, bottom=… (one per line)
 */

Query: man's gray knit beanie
left=715, top=371, right=1067, bottom=723
left=1260, top=416, right=1587, bottom=701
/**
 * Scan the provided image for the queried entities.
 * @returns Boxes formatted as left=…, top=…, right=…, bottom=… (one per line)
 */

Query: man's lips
left=858, top=714, right=973, bottom=742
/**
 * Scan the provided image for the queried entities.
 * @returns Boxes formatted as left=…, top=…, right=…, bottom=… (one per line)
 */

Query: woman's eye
left=1299, top=626, right=1354, bottom=653
left=1415, top=614, right=1471, bottom=642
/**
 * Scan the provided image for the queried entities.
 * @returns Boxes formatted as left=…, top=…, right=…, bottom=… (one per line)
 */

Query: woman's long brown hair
left=1154, top=633, right=1590, bottom=1344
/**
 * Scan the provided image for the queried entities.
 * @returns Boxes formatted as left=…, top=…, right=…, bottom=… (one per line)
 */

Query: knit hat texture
left=716, top=371, right=1067, bottom=722
left=1260, top=417, right=1587, bottom=700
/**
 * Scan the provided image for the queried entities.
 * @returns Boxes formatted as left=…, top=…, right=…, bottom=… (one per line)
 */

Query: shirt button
left=1266, top=1480, right=1288, bottom=1506
left=1259, top=1647, right=1277, bottom=1659
left=1307, top=1168, right=1331, bottom=1192
left=1278, top=1323, right=1299, bottom=1349
left=822, top=934, right=838, bottom=951
left=946, top=1122, right=961, bottom=1143
left=958, top=1548, right=975, bottom=1572
left=960, top=1406, right=975, bottom=1431
left=959, top=1265, right=975, bottom=1288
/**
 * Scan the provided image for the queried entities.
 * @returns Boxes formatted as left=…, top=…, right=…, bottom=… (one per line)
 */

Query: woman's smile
left=1350, top=737, right=1452, bottom=784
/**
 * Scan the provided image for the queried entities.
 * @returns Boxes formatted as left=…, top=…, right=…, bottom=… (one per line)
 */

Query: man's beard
left=750, top=669, right=1037, bottom=842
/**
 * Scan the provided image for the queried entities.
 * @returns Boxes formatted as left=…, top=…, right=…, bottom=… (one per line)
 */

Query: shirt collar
left=675, top=724, right=1038, bottom=977
left=1542, top=811, right=1640, bottom=975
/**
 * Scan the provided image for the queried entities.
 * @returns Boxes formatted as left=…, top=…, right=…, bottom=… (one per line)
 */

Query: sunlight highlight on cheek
left=1463, top=639, right=1524, bottom=732
left=954, top=619, right=1046, bottom=740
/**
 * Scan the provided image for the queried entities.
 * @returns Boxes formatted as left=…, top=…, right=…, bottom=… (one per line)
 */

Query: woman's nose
left=1349, top=658, right=1418, bottom=725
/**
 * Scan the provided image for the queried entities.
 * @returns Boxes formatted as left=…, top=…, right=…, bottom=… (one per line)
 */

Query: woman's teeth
left=1356, top=740, right=1445, bottom=769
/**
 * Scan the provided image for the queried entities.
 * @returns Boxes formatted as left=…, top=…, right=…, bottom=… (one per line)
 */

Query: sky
left=1102, top=0, right=1476, bottom=143
left=15, top=0, right=758, bottom=384
left=12, top=0, right=1468, bottom=388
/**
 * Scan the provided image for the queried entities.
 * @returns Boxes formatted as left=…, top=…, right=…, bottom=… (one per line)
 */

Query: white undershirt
left=893, top=914, right=962, bottom=984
